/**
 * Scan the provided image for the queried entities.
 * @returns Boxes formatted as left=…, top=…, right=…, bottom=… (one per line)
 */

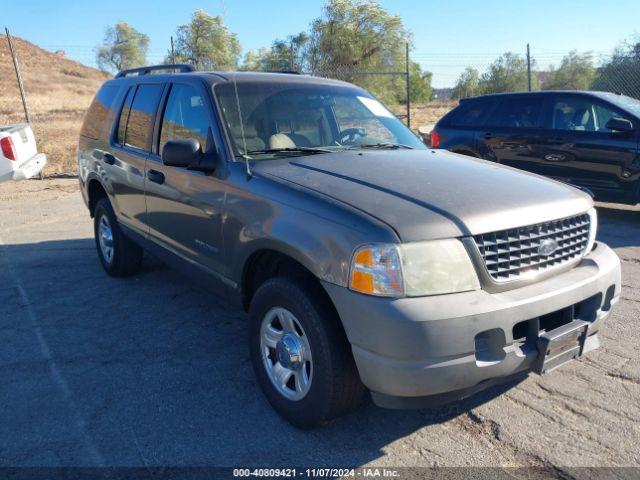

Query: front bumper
left=322, top=241, right=621, bottom=408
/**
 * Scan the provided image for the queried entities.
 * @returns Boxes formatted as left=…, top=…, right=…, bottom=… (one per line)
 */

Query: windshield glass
left=599, top=92, right=640, bottom=118
left=213, top=77, right=425, bottom=159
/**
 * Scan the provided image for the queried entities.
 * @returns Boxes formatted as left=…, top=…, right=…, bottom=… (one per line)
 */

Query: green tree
left=96, top=22, right=149, bottom=72
left=171, top=10, right=241, bottom=70
left=307, top=0, right=410, bottom=103
left=451, top=67, right=480, bottom=99
left=241, top=33, right=309, bottom=72
left=409, top=62, right=433, bottom=103
left=543, top=51, right=595, bottom=90
left=591, top=41, right=640, bottom=98
left=479, top=52, right=536, bottom=94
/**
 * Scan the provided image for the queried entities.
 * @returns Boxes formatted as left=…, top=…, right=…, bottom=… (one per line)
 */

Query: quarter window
left=159, top=84, right=211, bottom=152
left=81, top=85, right=119, bottom=139
left=444, top=99, right=494, bottom=127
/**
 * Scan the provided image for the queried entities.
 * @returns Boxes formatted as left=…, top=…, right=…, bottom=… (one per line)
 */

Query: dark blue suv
left=432, top=91, right=640, bottom=205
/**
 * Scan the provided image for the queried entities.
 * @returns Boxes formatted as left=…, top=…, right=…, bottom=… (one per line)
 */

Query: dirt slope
left=0, top=35, right=109, bottom=174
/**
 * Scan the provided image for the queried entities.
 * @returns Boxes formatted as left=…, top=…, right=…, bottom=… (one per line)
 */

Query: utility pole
left=5, top=28, right=30, bottom=123
left=405, top=42, right=411, bottom=128
left=526, top=43, right=532, bottom=92
left=171, top=36, right=176, bottom=65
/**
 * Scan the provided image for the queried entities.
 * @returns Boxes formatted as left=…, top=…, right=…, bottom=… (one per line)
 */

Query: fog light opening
left=475, top=328, right=507, bottom=366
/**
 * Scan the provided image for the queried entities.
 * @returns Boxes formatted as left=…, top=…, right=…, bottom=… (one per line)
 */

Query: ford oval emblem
left=538, top=239, right=559, bottom=256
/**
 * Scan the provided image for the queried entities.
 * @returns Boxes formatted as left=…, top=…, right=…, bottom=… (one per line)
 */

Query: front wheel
left=249, top=277, right=365, bottom=429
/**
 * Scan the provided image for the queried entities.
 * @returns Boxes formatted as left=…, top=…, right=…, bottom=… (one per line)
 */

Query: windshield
left=213, top=77, right=425, bottom=160
left=598, top=92, right=640, bottom=118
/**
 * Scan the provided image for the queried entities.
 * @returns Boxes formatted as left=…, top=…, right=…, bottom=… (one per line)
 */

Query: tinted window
left=486, top=96, right=544, bottom=128
left=159, top=84, right=211, bottom=152
left=551, top=96, right=626, bottom=133
left=597, top=92, right=640, bottom=118
left=81, top=85, right=119, bottom=139
left=124, top=84, right=164, bottom=151
left=117, top=87, right=135, bottom=145
left=444, top=99, right=493, bottom=127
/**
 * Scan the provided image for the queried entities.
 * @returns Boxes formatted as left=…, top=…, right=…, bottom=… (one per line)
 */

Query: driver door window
left=551, top=97, right=626, bottom=133
left=159, top=84, right=211, bottom=153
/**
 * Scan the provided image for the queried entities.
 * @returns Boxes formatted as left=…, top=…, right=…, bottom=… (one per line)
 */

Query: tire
left=249, top=277, right=365, bottom=429
left=93, top=197, right=143, bottom=277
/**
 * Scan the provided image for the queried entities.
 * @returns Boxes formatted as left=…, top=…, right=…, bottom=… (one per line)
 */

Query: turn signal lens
left=349, top=245, right=403, bottom=297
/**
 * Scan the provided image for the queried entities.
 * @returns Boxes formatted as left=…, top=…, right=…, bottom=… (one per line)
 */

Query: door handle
left=147, top=169, right=165, bottom=185
left=103, top=153, right=116, bottom=165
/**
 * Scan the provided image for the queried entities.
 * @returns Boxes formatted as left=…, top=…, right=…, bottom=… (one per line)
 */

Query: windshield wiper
left=245, top=147, right=333, bottom=156
left=349, top=142, right=414, bottom=150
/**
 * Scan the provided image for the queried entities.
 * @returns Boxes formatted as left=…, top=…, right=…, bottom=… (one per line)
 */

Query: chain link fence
left=412, top=46, right=640, bottom=102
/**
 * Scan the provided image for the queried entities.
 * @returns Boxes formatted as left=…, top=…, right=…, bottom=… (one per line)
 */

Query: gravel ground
left=0, top=178, right=638, bottom=472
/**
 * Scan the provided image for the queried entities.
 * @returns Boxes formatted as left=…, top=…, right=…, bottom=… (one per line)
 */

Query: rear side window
left=116, top=87, right=135, bottom=145
left=486, top=96, right=544, bottom=128
left=444, top=99, right=493, bottom=127
left=81, top=85, right=119, bottom=139
left=117, top=84, right=164, bottom=151
left=159, top=84, right=211, bottom=152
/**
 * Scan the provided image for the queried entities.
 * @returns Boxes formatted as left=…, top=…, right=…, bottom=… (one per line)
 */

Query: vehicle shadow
left=0, top=237, right=527, bottom=468
left=595, top=203, right=640, bottom=249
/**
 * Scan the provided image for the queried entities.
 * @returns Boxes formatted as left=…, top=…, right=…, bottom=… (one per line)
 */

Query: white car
left=0, top=124, right=46, bottom=182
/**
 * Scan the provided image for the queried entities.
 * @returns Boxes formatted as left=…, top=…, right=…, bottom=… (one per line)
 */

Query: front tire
left=93, top=197, right=143, bottom=277
left=249, top=277, right=365, bottom=429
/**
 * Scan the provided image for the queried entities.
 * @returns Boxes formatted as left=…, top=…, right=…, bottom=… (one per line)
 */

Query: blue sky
left=5, top=0, right=640, bottom=87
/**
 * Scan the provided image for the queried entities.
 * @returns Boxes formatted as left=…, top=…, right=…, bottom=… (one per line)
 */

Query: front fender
left=223, top=166, right=398, bottom=289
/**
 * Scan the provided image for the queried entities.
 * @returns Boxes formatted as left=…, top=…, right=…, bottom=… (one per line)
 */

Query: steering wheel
left=337, top=127, right=366, bottom=145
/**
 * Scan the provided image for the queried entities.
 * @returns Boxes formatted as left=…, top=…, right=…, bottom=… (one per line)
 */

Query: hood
left=255, top=149, right=593, bottom=242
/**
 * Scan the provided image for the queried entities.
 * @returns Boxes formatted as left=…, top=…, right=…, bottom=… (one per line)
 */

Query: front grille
left=473, top=213, right=591, bottom=282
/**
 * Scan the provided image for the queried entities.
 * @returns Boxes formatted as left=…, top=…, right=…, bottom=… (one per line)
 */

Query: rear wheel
left=249, top=277, right=365, bottom=429
left=93, top=197, right=143, bottom=277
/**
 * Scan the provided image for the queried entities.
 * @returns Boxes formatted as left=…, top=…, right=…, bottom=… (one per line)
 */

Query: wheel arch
left=240, top=246, right=333, bottom=312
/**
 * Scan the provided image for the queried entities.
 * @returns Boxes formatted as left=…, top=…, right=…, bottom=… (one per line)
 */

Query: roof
left=107, top=69, right=354, bottom=88
left=465, top=90, right=622, bottom=101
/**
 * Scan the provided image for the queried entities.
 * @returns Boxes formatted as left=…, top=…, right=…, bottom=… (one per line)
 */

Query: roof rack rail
left=266, top=70, right=301, bottom=75
left=115, top=64, right=194, bottom=78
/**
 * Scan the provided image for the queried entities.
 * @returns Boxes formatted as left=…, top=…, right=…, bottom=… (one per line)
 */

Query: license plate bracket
left=533, top=319, right=589, bottom=375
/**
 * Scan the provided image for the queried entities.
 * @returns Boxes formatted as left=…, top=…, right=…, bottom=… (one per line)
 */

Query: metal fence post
left=5, top=27, right=30, bottom=124
left=405, top=42, right=411, bottom=128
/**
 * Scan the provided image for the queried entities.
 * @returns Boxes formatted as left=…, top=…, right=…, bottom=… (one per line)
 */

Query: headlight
left=349, top=239, right=480, bottom=297
left=586, top=207, right=598, bottom=253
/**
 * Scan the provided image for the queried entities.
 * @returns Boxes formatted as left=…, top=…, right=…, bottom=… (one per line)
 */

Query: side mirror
left=162, top=138, right=202, bottom=167
left=605, top=117, right=634, bottom=133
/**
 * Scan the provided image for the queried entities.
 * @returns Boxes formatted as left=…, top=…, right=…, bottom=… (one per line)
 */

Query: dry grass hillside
left=0, top=36, right=109, bottom=174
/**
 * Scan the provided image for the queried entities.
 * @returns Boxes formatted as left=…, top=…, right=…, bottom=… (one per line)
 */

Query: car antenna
left=232, top=72, right=252, bottom=178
